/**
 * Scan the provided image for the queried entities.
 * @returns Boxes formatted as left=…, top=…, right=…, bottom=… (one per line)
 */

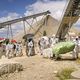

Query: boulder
left=0, top=59, right=23, bottom=76
left=71, top=70, right=80, bottom=79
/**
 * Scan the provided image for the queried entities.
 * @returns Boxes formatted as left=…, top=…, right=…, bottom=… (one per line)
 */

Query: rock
left=66, top=79, right=80, bottom=80
left=53, top=70, right=58, bottom=74
left=0, top=59, right=23, bottom=76
left=71, top=70, right=80, bottom=79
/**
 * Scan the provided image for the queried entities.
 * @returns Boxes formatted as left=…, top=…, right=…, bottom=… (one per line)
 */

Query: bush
left=76, top=58, right=80, bottom=64
left=56, top=68, right=75, bottom=80
left=43, top=31, right=47, bottom=36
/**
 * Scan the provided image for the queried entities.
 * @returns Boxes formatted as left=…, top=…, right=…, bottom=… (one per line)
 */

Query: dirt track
left=3, top=54, right=79, bottom=80
left=0, top=47, right=80, bottom=80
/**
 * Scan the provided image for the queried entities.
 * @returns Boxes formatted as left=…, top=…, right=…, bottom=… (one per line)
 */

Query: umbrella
left=11, top=39, right=16, bottom=43
left=0, top=38, right=5, bottom=42
left=0, top=38, right=5, bottom=40
left=23, top=34, right=34, bottom=39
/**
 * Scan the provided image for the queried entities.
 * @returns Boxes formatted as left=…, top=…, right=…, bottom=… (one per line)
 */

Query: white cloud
left=0, top=12, right=20, bottom=23
left=0, top=0, right=80, bottom=37
left=0, top=12, right=22, bottom=31
left=24, top=0, right=80, bottom=29
left=0, top=12, right=25, bottom=37
left=24, top=0, right=68, bottom=20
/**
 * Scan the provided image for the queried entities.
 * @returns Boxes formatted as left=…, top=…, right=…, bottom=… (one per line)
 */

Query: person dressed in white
left=40, top=38, right=45, bottom=55
left=28, top=40, right=33, bottom=56
left=16, top=42, right=23, bottom=56
left=78, top=36, right=80, bottom=52
left=19, top=42, right=23, bottom=55
left=15, top=42, right=21, bottom=56
left=50, top=37, right=59, bottom=47
left=6, top=42, right=13, bottom=58
left=73, top=38, right=79, bottom=59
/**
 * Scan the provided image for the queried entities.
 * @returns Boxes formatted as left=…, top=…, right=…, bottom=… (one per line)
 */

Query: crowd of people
left=38, top=36, right=59, bottom=55
left=38, top=35, right=80, bottom=59
left=0, top=39, right=23, bottom=59
left=0, top=35, right=80, bottom=60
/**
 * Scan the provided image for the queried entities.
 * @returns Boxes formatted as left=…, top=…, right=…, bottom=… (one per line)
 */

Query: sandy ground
left=0, top=47, right=80, bottom=80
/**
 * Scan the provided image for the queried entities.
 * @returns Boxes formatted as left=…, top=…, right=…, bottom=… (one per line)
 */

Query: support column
left=23, top=20, right=26, bottom=35
left=9, top=24, right=13, bottom=40
left=7, top=25, right=9, bottom=39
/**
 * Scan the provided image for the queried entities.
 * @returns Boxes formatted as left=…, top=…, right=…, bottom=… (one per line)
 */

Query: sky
left=0, top=0, right=68, bottom=20
left=0, top=0, right=36, bottom=17
left=0, top=0, right=79, bottom=37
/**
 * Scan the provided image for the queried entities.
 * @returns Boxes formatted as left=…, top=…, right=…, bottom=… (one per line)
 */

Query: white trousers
left=28, top=47, right=32, bottom=56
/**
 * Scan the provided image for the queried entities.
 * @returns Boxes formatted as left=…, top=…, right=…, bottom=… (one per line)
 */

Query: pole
left=9, top=24, right=13, bottom=40
left=7, top=25, right=9, bottom=39
left=23, top=21, right=26, bottom=35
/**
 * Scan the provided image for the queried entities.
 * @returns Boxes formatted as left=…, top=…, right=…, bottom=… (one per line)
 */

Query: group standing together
left=0, top=40, right=23, bottom=59
left=37, top=35, right=80, bottom=59
left=0, top=35, right=80, bottom=60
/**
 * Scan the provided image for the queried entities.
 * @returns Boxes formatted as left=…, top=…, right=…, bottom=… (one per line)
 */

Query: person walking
left=73, top=38, right=79, bottom=59
left=12, top=42, right=16, bottom=57
left=27, top=40, right=34, bottom=57
left=6, top=42, right=13, bottom=59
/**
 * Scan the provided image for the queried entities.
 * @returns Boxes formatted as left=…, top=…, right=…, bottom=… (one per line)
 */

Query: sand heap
left=13, top=15, right=80, bottom=41
left=13, top=15, right=59, bottom=40
left=70, top=26, right=80, bottom=35
left=27, top=15, right=59, bottom=38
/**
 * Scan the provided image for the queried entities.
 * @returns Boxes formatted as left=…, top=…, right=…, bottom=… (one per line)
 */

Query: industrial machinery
left=55, top=0, right=80, bottom=41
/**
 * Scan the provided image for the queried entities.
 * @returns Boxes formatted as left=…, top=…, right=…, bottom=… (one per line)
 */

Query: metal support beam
left=0, top=11, right=50, bottom=28
left=55, top=0, right=80, bottom=41
left=7, top=26, right=9, bottom=39
left=9, top=25, right=13, bottom=40
left=23, top=21, right=26, bottom=35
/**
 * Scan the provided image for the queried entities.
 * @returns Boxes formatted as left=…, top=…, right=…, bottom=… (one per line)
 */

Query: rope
left=28, top=18, right=35, bottom=32
left=34, top=18, right=46, bottom=36
left=25, top=20, right=42, bottom=35
left=34, top=15, right=47, bottom=36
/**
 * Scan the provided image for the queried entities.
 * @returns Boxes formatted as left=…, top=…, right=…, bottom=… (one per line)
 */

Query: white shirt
left=28, top=41, right=33, bottom=47
left=6, top=44, right=13, bottom=50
